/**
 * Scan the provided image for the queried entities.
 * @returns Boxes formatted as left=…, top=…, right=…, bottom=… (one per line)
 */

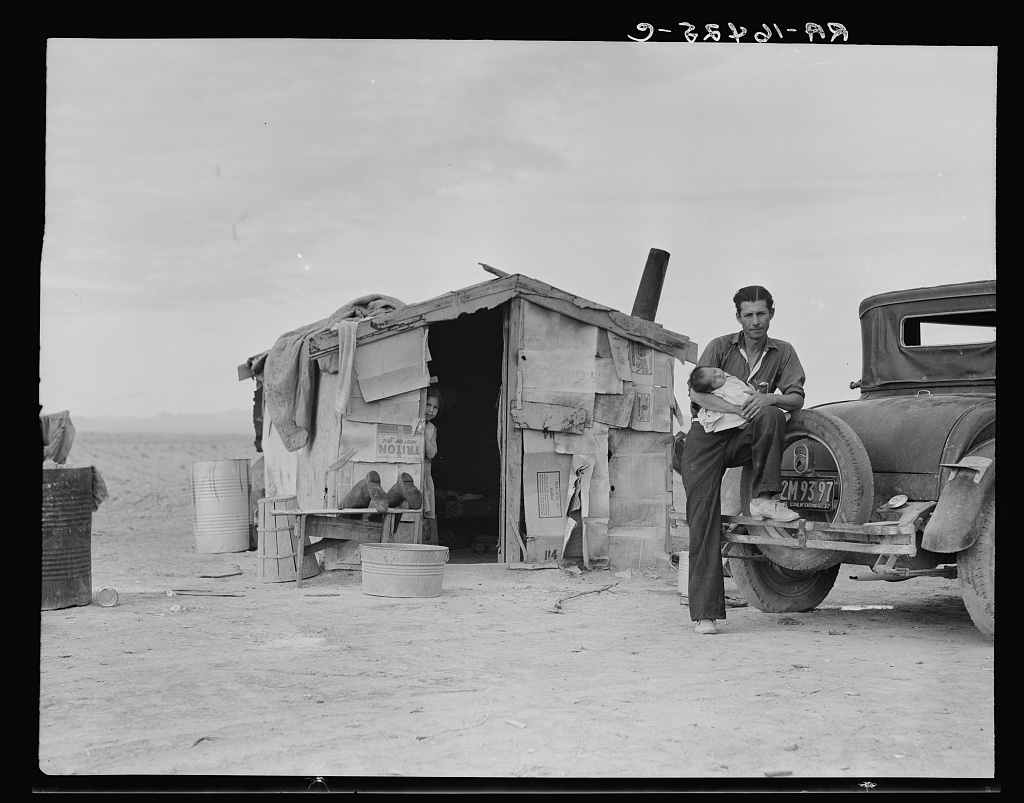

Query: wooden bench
left=268, top=507, right=422, bottom=588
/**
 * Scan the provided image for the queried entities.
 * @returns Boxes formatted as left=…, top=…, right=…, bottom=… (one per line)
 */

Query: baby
left=688, top=366, right=756, bottom=433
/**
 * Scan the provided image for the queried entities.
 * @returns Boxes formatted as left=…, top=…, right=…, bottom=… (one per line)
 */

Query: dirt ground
left=37, top=432, right=996, bottom=790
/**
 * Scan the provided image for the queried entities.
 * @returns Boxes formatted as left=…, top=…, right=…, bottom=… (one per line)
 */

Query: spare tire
left=728, top=409, right=874, bottom=614
left=738, top=408, right=874, bottom=572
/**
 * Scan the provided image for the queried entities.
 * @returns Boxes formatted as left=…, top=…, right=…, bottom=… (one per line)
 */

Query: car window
left=901, top=310, right=996, bottom=347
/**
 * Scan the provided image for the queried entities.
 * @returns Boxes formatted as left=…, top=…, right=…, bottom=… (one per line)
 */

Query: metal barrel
left=41, top=466, right=94, bottom=610
left=191, top=460, right=252, bottom=554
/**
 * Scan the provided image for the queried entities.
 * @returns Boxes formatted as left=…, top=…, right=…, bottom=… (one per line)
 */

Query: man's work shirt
left=690, top=332, right=806, bottom=418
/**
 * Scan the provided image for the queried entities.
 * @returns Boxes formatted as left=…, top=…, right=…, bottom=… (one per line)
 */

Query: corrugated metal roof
left=305, top=273, right=697, bottom=365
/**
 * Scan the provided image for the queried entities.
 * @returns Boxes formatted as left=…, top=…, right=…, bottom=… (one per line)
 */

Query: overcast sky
left=40, top=39, right=996, bottom=421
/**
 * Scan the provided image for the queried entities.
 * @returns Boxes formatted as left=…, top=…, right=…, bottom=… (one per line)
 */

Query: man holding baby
left=680, top=285, right=806, bottom=635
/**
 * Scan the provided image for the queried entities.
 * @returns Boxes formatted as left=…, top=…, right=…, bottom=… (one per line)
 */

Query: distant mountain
left=72, top=409, right=255, bottom=434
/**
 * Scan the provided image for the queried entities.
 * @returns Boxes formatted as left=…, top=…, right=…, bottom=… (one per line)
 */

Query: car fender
left=921, top=440, right=995, bottom=553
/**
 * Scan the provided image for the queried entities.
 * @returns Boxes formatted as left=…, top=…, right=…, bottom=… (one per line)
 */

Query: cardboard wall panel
left=347, top=384, right=422, bottom=425
left=526, top=535, right=564, bottom=563
left=522, top=429, right=572, bottom=540
left=356, top=364, right=430, bottom=403
left=553, top=424, right=610, bottom=520
left=522, top=302, right=597, bottom=351
left=595, top=356, right=623, bottom=394
left=296, top=369, right=343, bottom=508
left=630, top=387, right=654, bottom=431
left=520, top=349, right=597, bottom=395
left=607, top=428, right=671, bottom=533
left=519, top=302, right=598, bottom=419
left=628, top=341, right=655, bottom=386
left=339, top=420, right=424, bottom=464
left=653, top=385, right=673, bottom=433
left=653, top=350, right=674, bottom=388
left=594, top=383, right=636, bottom=428
left=606, top=331, right=655, bottom=386
left=511, top=402, right=587, bottom=434
left=354, top=328, right=430, bottom=402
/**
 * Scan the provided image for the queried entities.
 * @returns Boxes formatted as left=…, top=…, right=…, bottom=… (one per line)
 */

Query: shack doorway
left=425, top=306, right=505, bottom=563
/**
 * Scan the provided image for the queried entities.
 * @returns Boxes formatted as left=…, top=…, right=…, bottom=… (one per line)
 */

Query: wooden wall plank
left=296, top=369, right=344, bottom=509
left=663, top=439, right=673, bottom=553
left=500, top=298, right=525, bottom=562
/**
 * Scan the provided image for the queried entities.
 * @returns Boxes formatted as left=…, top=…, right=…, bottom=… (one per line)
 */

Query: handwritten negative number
left=631, top=22, right=849, bottom=43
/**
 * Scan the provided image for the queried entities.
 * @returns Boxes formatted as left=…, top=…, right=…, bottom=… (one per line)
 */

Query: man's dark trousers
left=680, top=407, right=788, bottom=621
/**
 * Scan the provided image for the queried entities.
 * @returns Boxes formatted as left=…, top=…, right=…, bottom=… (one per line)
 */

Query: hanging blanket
left=263, top=294, right=405, bottom=452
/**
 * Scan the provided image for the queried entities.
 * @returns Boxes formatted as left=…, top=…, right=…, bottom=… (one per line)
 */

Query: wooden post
left=664, top=438, right=674, bottom=554
left=631, top=248, right=670, bottom=322
left=500, top=298, right=525, bottom=562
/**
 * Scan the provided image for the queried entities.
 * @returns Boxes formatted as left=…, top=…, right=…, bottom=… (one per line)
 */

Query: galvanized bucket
left=41, top=466, right=93, bottom=610
left=360, top=543, right=449, bottom=598
left=191, top=460, right=251, bottom=554
left=676, top=550, right=690, bottom=596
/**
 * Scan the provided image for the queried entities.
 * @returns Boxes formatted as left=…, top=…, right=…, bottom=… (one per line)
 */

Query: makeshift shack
left=240, top=271, right=696, bottom=570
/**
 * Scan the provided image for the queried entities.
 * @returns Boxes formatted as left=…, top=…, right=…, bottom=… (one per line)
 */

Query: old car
left=710, top=280, right=995, bottom=639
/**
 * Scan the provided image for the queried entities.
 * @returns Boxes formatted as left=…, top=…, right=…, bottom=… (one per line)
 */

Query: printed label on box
left=629, top=341, right=653, bottom=376
left=634, top=390, right=652, bottom=422
left=375, top=423, right=422, bottom=462
left=536, top=471, right=562, bottom=518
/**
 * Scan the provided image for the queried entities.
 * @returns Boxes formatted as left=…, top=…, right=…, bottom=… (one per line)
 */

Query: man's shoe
left=339, top=471, right=390, bottom=514
left=695, top=619, right=718, bottom=635
left=386, top=473, right=423, bottom=510
left=748, top=497, right=800, bottom=522
left=768, top=500, right=800, bottom=522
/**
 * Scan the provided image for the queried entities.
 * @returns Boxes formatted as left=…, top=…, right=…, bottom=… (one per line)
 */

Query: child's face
left=425, top=394, right=439, bottom=421
left=707, top=368, right=727, bottom=390
left=695, top=367, right=727, bottom=390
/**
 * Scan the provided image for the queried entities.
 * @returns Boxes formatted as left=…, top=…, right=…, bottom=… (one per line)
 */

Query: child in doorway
left=421, top=386, right=441, bottom=545
left=687, top=366, right=756, bottom=433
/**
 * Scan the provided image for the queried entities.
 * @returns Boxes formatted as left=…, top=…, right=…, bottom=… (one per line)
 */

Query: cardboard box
left=525, top=535, right=563, bottom=564
left=522, top=430, right=572, bottom=539
left=323, top=540, right=361, bottom=571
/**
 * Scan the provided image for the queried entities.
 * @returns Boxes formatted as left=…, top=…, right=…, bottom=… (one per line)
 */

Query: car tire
left=958, top=497, right=995, bottom=640
left=739, top=408, right=874, bottom=572
left=727, top=545, right=841, bottom=612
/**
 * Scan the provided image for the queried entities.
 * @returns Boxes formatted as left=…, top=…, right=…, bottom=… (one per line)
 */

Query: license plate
left=780, top=477, right=836, bottom=511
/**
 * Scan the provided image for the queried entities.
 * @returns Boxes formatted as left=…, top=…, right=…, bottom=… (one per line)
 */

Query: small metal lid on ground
left=94, top=588, right=118, bottom=607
